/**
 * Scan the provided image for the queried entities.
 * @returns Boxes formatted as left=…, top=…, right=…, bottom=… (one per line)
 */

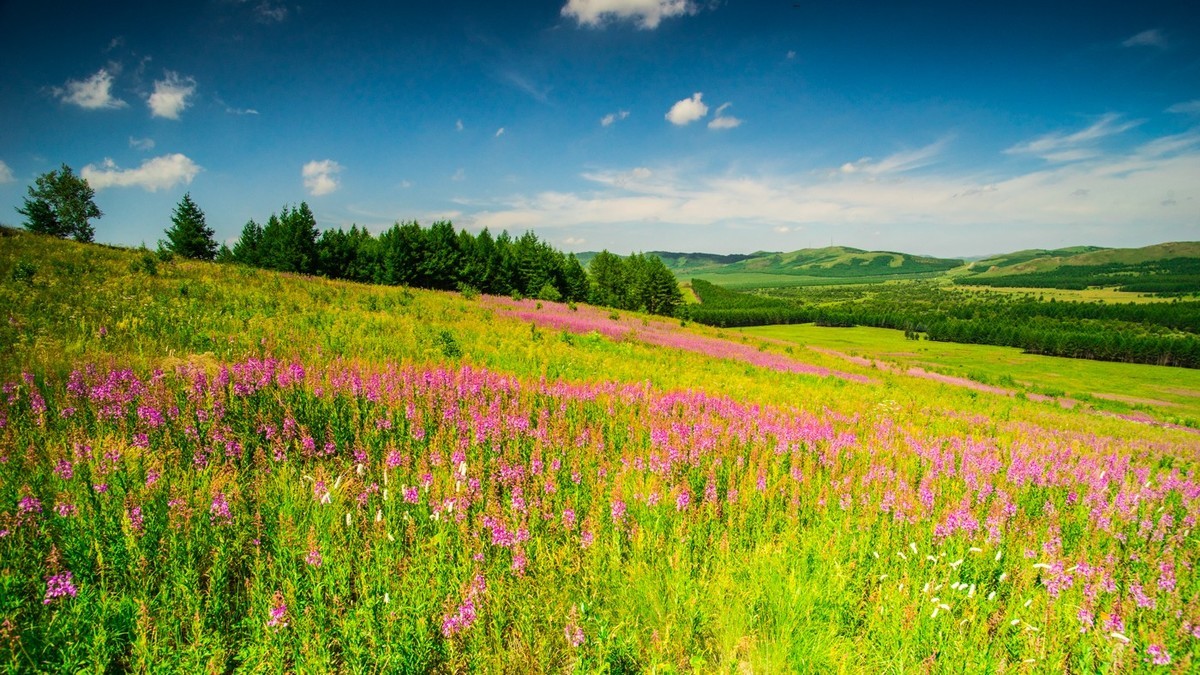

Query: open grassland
left=2, top=230, right=1200, bottom=672
left=946, top=286, right=1182, bottom=305
left=684, top=272, right=945, bottom=290
left=740, top=324, right=1200, bottom=428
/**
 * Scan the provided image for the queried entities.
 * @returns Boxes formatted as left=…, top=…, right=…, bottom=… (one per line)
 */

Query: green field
left=741, top=323, right=1200, bottom=426
left=3, top=230, right=1200, bottom=672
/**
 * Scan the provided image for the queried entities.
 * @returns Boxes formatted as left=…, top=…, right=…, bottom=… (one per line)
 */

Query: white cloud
left=0, top=160, right=14, bottom=184
left=148, top=71, right=197, bottom=120
left=54, top=68, right=126, bottom=110
left=495, top=127, right=506, bottom=137
left=1004, top=114, right=1140, bottom=161
left=465, top=125, right=1200, bottom=254
left=399, top=179, right=413, bottom=189
left=836, top=138, right=948, bottom=175
left=708, top=102, right=742, bottom=130
left=666, top=92, right=708, bottom=126
left=601, top=110, right=630, bottom=127
left=456, top=119, right=464, bottom=131
left=452, top=168, right=466, bottom=182
left=563, top=236, right=586, bottom=246
left=562, top=0, right=697, bottom=29
left=129, top=136, right=155, bottom=151
left=1167, top=100, right=1200, bottom=115
left=302, top=159, right=342, bottom=196
left=82, top=154, right=201, bottom=191
left=250, top=0, right=289, bottom=23
left=226, top=106, right=259, bottom=115
left=786, top=50, right=796, bottom=60
left=1122, top=29, right=1167, bottom=48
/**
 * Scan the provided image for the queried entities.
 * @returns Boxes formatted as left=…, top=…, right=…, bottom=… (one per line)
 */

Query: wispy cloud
left=0, top=160, right=14, bottom=184
left=1122, top=29, right=1167, bottom=49
left=495, top=127, right=506, bottom=138
left=562, top=0, right=698, bottom=30
left=838, top=138, right=948, bottom=175
left=601, top=110, right=630, bottom=127
left=500, top=70, right=550, bottom=103
left=456, top=119, right=464, bottom=131
left=1167, top=100, right=1200, bottom=115
left=53, top=68, right=127, bottom=110
left=82, top=154, right=201, bottom=191
left=302, top=159, right=342, bottom=196
left=465, top=127, right=1200, bottom=253
left=708, top=102, right=742, bottom=130
left=148, top=71, right=197, bottom=120
left=1004, top=114, right=1140, bottom=162
left=666, top=93, right=707, bottom=126
left=129, top=137, right=155, bottom=151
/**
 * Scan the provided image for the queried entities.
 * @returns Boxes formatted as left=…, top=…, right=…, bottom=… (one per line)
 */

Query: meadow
left=2, top=229, right=1199, bottom=673
left=740, top=323, right=1200, bottom=428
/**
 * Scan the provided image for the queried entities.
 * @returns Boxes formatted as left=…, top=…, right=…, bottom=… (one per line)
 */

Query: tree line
left=684, top=279, right=1200, bottom=369
left=13, top=164, right=683, bottom=317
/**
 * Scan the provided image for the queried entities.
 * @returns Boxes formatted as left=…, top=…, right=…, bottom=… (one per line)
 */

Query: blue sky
left=1, top=0, right=1197, bottom=257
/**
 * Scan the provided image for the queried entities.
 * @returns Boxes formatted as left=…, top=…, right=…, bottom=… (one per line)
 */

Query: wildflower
left=565, top=622, right=585, bottom=648
left=1077, top=608, right=1094, bottom=632
left=210, top=492, right=232, bottom=525
left=267, top=593, right=288, bottom=629
left=305, top=546, right=323, bottom=567
left=18, top=494, right=42, bottom=515
left=43, top=572, right=77, bottom=605
left=54, top=459, right=73, bottom=480
left=610, top=499, right=626, bottom=524
left=1145, top=644, right=1170, bottom=666
left=676, top=489, right=691, bottom=512
left=562, top=508, right=576, bottom=530
left=128, top=506, right=144, bottom=534
left=55, top=502, right=76, bottom=517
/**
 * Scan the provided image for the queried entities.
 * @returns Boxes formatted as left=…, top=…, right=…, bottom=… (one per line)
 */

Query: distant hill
left=958, top=241, right=1200, bottom=293
left=644, top=246, right=963, bottom=279
left=579, top=241, right=1200, bottom=292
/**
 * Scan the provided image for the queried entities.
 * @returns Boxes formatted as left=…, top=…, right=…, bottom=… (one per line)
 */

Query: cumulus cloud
left=302, top=159, right=342, bottom=196
left=129, top=137, right=155, bottom=151
left=1122, top=29, right=1167, bottom=48
left=1004, top=114, right=1140, bottom=162
left=562, top=0, right=696, bottom=29
left=666, top=93, right=708, bottom=126
left=82, top=154, right=201, bottom=191
left=0, top=160, right=14, bottom=184
left=148, top=72, right=197, bottom=120
left=601, top=110, right=630, bottom=127
left=708, top=102, right=742, bottom=130
left=53, top=68, right=126, bottom=110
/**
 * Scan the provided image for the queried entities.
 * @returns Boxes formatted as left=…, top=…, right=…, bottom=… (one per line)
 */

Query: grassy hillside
left=2, top=229, right=1198, bottom=672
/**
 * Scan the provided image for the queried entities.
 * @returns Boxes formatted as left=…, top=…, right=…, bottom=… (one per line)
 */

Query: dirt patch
left=1091, top=393, right=1178, bottom=408
left=1163, top=387, right=1200, bottom=398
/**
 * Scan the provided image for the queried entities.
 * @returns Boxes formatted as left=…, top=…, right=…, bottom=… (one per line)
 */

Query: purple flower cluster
left=43, top=572, right=77, bottom=605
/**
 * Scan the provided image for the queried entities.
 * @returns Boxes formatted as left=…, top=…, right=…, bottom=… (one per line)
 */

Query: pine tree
left=231, top=219, right=264, bottom=266
left=16, top=164, right=102, bottom=242
left=163, top=193, right=217, bottom=260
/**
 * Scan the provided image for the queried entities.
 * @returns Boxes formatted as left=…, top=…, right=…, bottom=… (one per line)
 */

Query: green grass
left=741, top=323, right=1200, bottom=426
left=3, top=229, right=1200, bottom=673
